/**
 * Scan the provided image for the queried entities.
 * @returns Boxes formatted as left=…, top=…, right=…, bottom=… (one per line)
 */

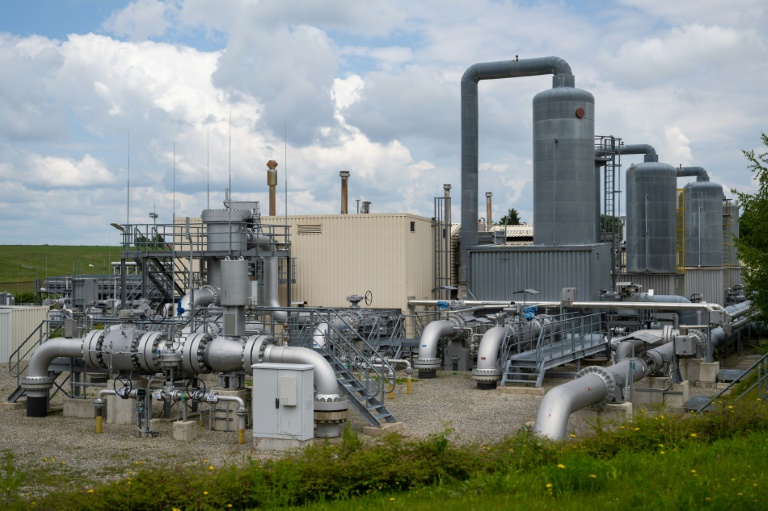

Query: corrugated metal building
left=262, top=214, right=435, bottom=313
left=685, top=267, right=744, bottom=306
left=468, top=244, right=611, bottom=302
left=0, top=306, right=49, bottom=362
left=618, top=273, right=685, bottom=297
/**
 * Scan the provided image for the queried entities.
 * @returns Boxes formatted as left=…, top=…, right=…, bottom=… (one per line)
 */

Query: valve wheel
left=114, top=376, right=133, bottom=399
left=185, top=378, right=207, bottom=401
left=364, top=290, right=373, bottom=307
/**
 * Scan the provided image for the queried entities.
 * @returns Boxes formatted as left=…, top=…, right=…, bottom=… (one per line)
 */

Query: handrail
left=695, top=351, right=768, bottom=412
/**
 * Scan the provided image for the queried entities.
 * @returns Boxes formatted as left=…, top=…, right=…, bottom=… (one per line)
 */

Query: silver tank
left=684, top=181, right=724, bottom=267
left=626, top=162, right=677, bottom=273
left=532, top=86, right=596, bottom=245
left=201, top=209, right=250, bottom=252
left=723, top=200, right=740, bottom=266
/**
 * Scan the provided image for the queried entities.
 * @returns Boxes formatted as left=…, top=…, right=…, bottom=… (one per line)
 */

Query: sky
left=0, top=0, right=766, bottom=245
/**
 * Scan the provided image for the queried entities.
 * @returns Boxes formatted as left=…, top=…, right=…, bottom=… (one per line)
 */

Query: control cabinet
left=252, top=363, right=314, bottom=450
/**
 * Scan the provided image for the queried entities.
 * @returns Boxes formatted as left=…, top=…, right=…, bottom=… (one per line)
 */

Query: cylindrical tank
left=626, top=162, right=677, bottom=273
left=533, top=86, right=596, bottom=245
left=684, top=181, right=724, bottom=267
left=723, top=201, right=740, bottom=266
left=219, top=257, right=249, bottom=306
left=201, top=209, right=250, bottom=252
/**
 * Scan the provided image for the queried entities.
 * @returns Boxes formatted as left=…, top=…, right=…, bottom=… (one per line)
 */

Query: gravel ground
left=0, top=349, right=735, bottom=498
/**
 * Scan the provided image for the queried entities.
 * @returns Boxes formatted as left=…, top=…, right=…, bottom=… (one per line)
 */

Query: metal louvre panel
left=685, top=268, right=725, bottom=306
left=684, top=181, right=724, bottom=267
left=0, top=306, right=50, bottom=361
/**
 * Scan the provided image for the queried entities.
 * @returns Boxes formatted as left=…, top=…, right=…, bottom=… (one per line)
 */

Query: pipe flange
left=314, top=398, right=348, bottom=411
left=414, top=357, right=441, bottom=370
left=575, top=365, right=615, bottom=408
left=471, top=367, right=501, bottom=382
left=21, top=375, right=54, bottom=391
left=689, top=329, right=708, bottom=358
left=182, top=333, right=212, bottom=374
left=82, top=329, right=106, bottom=369
left=200, top=284, right=220, bottom=306
left=242, top=335, right=274, bottom=369
left=129, top=334, right=143, bottom=371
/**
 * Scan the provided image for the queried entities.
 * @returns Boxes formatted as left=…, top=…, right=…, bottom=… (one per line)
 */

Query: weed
left=0, top=452, right=26, bottom=505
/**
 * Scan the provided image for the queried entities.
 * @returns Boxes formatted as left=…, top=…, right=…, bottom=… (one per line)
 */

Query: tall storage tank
left=723, top=201, right=740, bottom=266
left=626, top=162, right=677, bottom=273
left=533, top=86, right=596, bottom=245
left=684, top=181, right=724, bottom=267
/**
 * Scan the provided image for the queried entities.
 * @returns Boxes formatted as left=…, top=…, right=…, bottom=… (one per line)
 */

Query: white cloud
left=103, top=0, right=174, bottom=41
left=332, top=75, right=365, bottom=110
left=663, top=127, right=693, bottom=167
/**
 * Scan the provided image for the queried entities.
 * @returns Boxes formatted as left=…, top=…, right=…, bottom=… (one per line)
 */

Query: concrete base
left=699, top=362, right=720, bottom=383
left=679, top=358, right=701, bottom=383
left=1, top=401, right=26, bottom=411
left=631, top=377, right=690, bottom=409
left=149, top=418, right=165, bottom=431
left=173, top=420, right=198, bottom=441
left=254, top=437, right=313, bottom=451
left=105, top=379, right=146, bottom=425
left=572, top=401, right=633, bottom=436
left=497, top=386, right=546, bottom=396
left=664, top=381, right=690, bottom=410
left=63, top=398, right=100, bottom=419
left=210, top=388, right=250, bottom=431
left=362, top=422, right=404, bottom=437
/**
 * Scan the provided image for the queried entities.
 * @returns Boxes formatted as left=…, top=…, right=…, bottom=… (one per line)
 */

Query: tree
left=733, top=132, right=768, bottom=321
left=496, top=208, right=523, bottom=226
left=600, top=215, right=623, bottom=234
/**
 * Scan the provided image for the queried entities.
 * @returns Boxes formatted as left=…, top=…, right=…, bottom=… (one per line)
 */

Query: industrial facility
left=4, top=56, right=760, bottom=447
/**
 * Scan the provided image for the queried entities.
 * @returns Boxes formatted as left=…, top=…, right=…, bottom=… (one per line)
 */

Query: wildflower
left=208, top=465, right=215, bottom=471
left=738, top=493, right=743, bottom=496
left=228, top=505, right=233, bottom=508
left=204, top=491, right=209, bottom=495
left=691, top=470, right=696, bottom=474
left=728, top=405, right=733, bottom=409
left=42, top=458, right=47, bottom=462
left=706, top=497, right=711, bottom=502
left=546, top=483, right=553, bottom=488
left=390, top=497, right=396, bottom=501
left=557, top=464, right=566, bottom=469
left=570, top=433, right=576, bottom=438
left=660, top=415, right=665, bottom=420
left=633, top=427, right=640, bottom=431
left=660, top=451, right=665, bottom=455
left=87, top=489, right=94, bottom=494
left=589, top=474, right=597, bottom=479
left=658, top=444, right=664, bottom=448
left=203, top=459, right=208, bottom=463
left=690, top=433, right=697, bottom=438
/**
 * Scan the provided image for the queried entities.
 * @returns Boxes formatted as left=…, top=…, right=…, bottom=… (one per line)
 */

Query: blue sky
left=0, top=0, right=766, bottom=245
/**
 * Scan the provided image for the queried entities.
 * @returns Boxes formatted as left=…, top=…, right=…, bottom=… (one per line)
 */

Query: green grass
left=0, top=245, right=115, bottom=295
left=5, top=400, right=768, bottom=510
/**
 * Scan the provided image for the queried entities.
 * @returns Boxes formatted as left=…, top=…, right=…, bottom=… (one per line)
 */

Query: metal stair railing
left=290, top=308, right=398, bottom=427
left=695, top=351, right=768, bottom=412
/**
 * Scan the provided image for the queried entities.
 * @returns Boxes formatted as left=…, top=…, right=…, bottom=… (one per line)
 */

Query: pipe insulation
left=459, top=56, right=573, bottom=286
left=534, top=342, right=675, bottom=440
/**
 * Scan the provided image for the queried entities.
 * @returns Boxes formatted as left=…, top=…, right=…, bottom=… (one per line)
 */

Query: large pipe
left=414, top=319, right=462, bottom=378
left=596, top=144, right=658, bottom=163
left=263, top=345, right=340, bottom=400
left=178, top=285, right=218, bottom=318
left=459, top=56, right=573, bottom=288
left=471, top=325, right=511, bottom=389
left=534, top=341, right=674, bottom=439
left=340, top=171, right=350, bottom=214
left=22, top=338, right=84, bottom=417
left=677, top=166, right=710, bottom=182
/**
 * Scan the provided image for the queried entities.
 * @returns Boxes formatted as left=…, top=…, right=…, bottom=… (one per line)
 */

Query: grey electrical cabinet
left=252, top=363, right=314, bottom=450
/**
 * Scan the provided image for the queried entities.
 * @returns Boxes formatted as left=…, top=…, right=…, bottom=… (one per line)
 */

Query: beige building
left=262, top=214, right=436, bottom=314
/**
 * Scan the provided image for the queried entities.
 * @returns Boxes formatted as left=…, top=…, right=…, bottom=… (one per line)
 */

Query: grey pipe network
left=22, top=326, right=349, bottom=437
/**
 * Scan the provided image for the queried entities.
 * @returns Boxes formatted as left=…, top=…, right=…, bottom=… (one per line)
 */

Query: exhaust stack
left=485, top=192, right=493, bottom=227
left=340, top=171, right=350, bottom=214
left=266, top=160, right=278, bottom=216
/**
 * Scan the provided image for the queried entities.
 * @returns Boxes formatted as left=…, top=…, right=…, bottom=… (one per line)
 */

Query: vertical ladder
left=676, top=189, right=686, bottom=273
left=433, top=196, right=451, bottom=300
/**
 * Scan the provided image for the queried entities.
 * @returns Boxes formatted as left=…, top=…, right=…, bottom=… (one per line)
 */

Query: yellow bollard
left=389, top=389, right=395, bottom=400
left=238, top=428, right=245, bottom=445
left=407, top=376, right=412, bottom=395
left=96, top=414, right=103, bottom=434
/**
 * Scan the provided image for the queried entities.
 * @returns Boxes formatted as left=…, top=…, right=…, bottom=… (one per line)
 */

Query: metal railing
left=695, top=351, right=768, bottom=412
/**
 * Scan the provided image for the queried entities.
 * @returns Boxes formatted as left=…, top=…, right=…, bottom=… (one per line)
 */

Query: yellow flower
left=204, top=491, right=209, bottom=495
left=87, top=489, right=94, bottom=494
left=660, top=451, right=665, bottom=454
left=228, top=505, right=233, bottom=508
left=42, top=458, right=47, bottom=462
left=633, top=427, right=640, bottom=431
left=728, top=405, right=733, bottom=409
left=705, top=497, right=711, bottom=502
left=691, top=470, right=696, bottom=474
left=208, top=465, right=215, bottom=470
left=570, top=433, right=576, bottom=438
left=390, top=497, right=396, bottom=501
left=660, top=415, right=665, bottom=420
left=557, top=464, right=566, bottom=469
left=546, top=483, right=553, bottom=488
left=658, top=444, right=664, bottom=448
left=738, top=493, right=743, bottom=496
left=690, top=433, right=697, bottom=438
left=589, top=474, right=597, bottom=479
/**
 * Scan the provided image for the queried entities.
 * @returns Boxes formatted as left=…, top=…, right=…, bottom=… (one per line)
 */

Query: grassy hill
left=0, top=245, right=116, bottom=295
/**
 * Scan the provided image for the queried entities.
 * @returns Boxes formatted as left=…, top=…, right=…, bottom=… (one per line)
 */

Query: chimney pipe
left=485, top=192, right=493, bottom=227
left=340, top=171, right=350, bottom=214
left=361, top=201, right=371, bottom=214
left=443, top=184, right=452, bottom=225
left=266, top=160, right=278, bottom=216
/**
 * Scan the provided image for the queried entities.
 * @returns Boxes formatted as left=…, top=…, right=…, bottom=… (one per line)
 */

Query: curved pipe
left=414, top=319, right=460, bottom=374
left=595, top=144, right=658, bottom=163
left=534, top=342, right=674, bottom=439
left=179, top=286, right=217, bottom=318
left=471, top=325, right=511, bottom=386
left=677, top=166, right=710, bottom=182
left=459, top=56, right=573, bottom=285
left=23, top=338, right=84, bottom=388
left=263, top=345, right=340, bottom=399
left=614, top=339, right=651, bottom=361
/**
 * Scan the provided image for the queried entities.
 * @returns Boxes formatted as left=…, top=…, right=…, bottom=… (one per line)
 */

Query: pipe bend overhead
left=677, top=166, right=710, bottom=182
left=462, top=56, right=572, bottom=84
left=415, top=319, right=460, bottom=365
left=263, top=345, right=340, bottom=398
left=23, top=338, right=84, bottom=385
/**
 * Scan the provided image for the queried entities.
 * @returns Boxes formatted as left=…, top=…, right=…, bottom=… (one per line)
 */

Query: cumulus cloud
left=103, top=0, right=174, bottom=41
left=664, top=127, right=693, bottom=168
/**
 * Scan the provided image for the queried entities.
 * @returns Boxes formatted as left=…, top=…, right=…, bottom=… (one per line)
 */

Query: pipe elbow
left=23, top=338, right=84, bottom=387
left=263, top=345, right=340, bottom=399
left=415, top=320, right=457, bottom=369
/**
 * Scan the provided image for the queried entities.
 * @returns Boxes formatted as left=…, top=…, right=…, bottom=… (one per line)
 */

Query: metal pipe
left=471, top=326, right=511, bottom=388
left=534, top=342, right=673, bottom=439
left=485, top=192, right=493, bottom=227
left=596, top=144, right=658, bottom=163
left=677, top=166, right=710, bottom=182
left=23, top=338, right=85, bottom=417
left=213, top=394, right=247, bottom=444
left=267, top=160, right=278, bottom=216
left=179, top=286, right=217, bottom=318
left=340, top=171, right=350, bottom=214
left=414, top=319, right=461, bottom=377
left=459, top=56, right=573, bottom=288
left=263, top=344, right=340, bottom=399
left=408, top=299, right=515, bottom=307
